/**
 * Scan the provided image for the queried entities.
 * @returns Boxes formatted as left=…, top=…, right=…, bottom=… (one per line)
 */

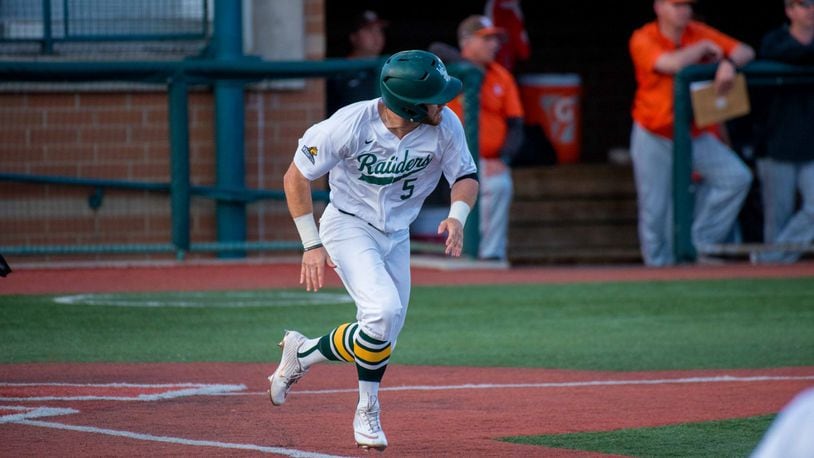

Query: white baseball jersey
left=293, top=99, right=477, bottom=233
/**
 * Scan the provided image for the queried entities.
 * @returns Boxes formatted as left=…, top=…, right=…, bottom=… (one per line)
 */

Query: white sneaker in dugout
left=354, top=395, right=388, bottom=451
left=267, top=330, right=308, bottom=406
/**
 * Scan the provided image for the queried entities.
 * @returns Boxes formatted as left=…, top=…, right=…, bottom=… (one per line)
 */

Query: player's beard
left=422, top=109, right=443, bottom=126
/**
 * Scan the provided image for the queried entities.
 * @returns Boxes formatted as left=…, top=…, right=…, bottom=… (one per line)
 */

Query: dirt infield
left=2, top=260, right=814, bottom=456
left=2, top=363, right=813, bottom=457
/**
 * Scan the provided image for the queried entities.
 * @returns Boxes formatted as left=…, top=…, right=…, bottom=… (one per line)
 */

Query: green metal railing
left=0, top=0, right=208, bottom=54
left=673, top=61, right=814, bottom=263
left=0, top=57, right=484, bottom=259
left=448, top=61, right=483, bottom=258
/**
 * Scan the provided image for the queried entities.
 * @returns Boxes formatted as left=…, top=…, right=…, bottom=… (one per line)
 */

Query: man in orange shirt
left=629, top=0, right=754, bottom=266
left=449, top=15, right=524, bottom=261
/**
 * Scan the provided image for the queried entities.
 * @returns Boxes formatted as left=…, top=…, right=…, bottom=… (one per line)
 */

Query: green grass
left=0, top=278, right=812, bottom=369
left=503, top=415, right=776, bottom=457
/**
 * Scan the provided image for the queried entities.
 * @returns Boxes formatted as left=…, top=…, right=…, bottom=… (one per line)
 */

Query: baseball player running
left=268, top=49, right=479, bottom=451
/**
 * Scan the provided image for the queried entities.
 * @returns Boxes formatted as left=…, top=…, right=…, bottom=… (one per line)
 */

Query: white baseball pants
left=319, top=203, right=411, bottom=343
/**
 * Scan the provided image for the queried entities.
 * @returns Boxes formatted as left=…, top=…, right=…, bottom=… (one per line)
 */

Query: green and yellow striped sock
left=354, top=330, right=391, bottom=382
left=298, top=323, right=391, bottom=382
left=298, top=322, right=358, bottom=366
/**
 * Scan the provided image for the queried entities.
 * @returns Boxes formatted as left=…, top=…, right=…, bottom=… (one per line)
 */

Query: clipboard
left=690, top=73, right=750, bottom=128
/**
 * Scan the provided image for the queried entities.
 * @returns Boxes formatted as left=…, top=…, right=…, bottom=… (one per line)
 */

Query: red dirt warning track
left=3, top=259, right=814, bottom=294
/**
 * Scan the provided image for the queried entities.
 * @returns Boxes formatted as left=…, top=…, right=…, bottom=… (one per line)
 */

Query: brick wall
left=0, top=0, right=325, bottom=260
left=244, top=79, right=328, bottom=245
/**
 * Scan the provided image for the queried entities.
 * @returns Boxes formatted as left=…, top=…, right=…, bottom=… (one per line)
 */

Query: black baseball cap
left=353, top=10, right=389, bottom=31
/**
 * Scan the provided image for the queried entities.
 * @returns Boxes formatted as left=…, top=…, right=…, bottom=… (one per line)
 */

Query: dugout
left=1, top=0, right=811, bottom=265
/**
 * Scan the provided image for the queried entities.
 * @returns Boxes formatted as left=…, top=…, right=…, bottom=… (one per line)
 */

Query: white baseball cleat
left=267, top=330, right=308, bottom=406
left=353, top=395, right=388, bottom=451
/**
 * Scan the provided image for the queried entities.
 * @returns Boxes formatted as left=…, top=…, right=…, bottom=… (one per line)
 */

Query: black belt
left=334, top=205, right=385, bottom=233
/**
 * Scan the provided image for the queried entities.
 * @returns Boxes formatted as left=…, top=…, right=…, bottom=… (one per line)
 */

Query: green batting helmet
left=379, top=50, right=462, bottom=122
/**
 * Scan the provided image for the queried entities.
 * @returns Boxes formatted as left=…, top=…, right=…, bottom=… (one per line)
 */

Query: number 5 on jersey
left=400, top=178, right=417, bottom=200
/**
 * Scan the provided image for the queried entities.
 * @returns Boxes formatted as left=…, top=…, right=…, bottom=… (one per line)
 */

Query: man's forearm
left=283, top=163, right=315, bottom=218
left=283, top=162, right=323, bottom=250
left=655, top=45, right=709, bottom=74
left=728, top=43, right=755, bottom=67
left=450, top=177, right=479, bottom=208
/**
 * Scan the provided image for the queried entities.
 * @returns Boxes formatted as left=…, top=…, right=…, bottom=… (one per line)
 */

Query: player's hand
left=437, top=217, right=464, bottom=257
left=300, top=246, right=334, bottom=292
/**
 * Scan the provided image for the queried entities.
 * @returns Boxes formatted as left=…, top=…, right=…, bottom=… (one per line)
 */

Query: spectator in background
left=326, top=10, right=388, bottom=116
left=628, top=0, right=754, bottom=266
left=447, top=15, right=524, bottom=262
left=485, top=0, right=531, bottom=73
left=752, top=0, right=814, bottom=264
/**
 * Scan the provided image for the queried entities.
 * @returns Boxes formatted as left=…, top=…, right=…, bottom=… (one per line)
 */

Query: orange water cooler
left=518, top=73, right=582, bottom=164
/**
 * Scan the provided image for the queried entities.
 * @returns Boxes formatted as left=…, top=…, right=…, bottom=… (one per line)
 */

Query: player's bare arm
left=438, top=177, right=479, bottom=257
left=283, top=162, right=334, bottom=292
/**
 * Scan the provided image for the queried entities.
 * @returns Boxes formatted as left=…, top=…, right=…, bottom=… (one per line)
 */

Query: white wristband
left=448, top=201, right=471, bottom=228
left=293, top=213, right=321, bottom=249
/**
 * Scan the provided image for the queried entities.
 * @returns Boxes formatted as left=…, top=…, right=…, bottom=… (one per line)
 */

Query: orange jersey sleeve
left=449, top=62, right=524, bottom=158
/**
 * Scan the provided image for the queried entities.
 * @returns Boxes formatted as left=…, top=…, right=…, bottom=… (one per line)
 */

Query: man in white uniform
left=268, top=49, right=479, bottom=451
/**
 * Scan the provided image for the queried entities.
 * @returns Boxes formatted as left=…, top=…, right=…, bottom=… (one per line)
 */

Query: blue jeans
left=755, top=158, right=814, bottom=263
left=630, top=124, right=752, bottom=266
